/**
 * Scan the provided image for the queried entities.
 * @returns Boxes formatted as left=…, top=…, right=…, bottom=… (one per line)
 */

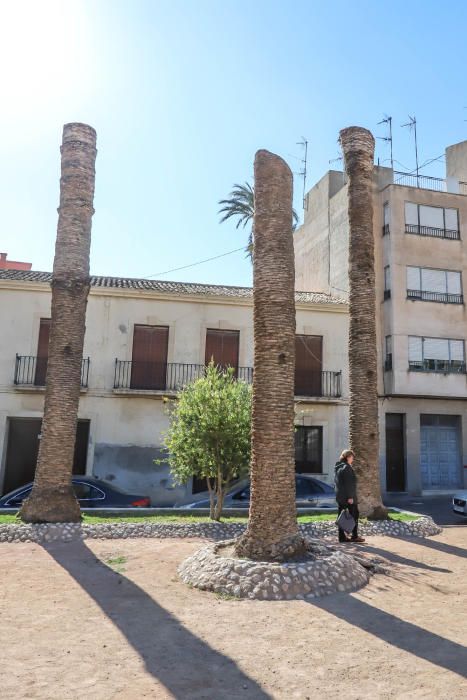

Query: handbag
left=336, top=508, right=356, bottom=533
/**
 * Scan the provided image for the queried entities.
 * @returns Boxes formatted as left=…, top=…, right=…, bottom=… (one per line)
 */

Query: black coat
left=334, top=461, right=357, bottom=504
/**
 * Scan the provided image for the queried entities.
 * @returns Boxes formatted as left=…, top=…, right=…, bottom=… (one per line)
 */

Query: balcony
left=409, top=360, right=466, bottom=374
left=407, top=289, right=464, bottom=304
left=114, top=360, right=342, bottom=399
left=405, top=223, right=460, bottom=240
left=382, top=224, right=390, bottom=236
left=14, top=355, right=90, bottom=388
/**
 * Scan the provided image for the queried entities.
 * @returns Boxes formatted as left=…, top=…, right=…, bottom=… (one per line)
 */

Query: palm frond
left=219, top=179, right=301, bottom=259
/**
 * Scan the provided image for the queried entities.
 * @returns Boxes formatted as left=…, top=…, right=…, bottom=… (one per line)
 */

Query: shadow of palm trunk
left=43, top=539, right=271, bottom=700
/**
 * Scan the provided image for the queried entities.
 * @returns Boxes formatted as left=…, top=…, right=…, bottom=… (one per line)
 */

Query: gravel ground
left=0, top=528, right=466, bottom=699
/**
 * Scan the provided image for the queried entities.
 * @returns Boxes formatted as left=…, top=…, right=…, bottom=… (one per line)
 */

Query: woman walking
left=335, top=449, right=365, bottom=543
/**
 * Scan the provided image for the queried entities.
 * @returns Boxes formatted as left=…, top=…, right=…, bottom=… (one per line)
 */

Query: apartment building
left=295, top=139, right=467, bottom=495
left=0, top=269, right=348, bottom=504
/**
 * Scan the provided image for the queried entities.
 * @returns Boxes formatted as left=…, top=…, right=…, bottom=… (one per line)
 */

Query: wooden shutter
left=130, top=325, right=169, bottom=390
left=295, top=335, right=322, bottom=396
left=34, top=318, right=51, bottom=385
left=205, top=329, right=239, bottom=374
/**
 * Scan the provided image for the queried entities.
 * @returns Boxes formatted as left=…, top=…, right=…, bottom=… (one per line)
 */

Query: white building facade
left=0, top=270, right=348, bottom=504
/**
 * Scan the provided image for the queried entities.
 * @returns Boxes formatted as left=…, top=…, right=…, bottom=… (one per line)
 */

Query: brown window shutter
left=131, top=325, right=169, bottom=390
left=205, top=329, right=240, bottom=374
left=34, top=318, right=51, bottom=385
left=295, top=335, right=323, bottom=396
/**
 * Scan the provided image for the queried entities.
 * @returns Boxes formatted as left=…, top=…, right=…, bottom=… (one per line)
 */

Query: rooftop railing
left=394, top=171, right=467, bottom=194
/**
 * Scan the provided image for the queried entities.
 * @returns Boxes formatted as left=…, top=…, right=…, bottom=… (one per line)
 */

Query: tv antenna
left=377, top=114, right=393, bottom=170
left=401, top=115, right=419, bottom=186
left=296, top=138, right=308, bottom=210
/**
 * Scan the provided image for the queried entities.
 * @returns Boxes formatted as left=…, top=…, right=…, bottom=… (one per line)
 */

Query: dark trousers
left=337, top=502, right=359, bottom=542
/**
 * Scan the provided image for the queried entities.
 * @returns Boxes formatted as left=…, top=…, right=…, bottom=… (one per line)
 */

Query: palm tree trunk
left=340, top=127, right=387, bottom=520
left=20, top=123, right=97, bottom=523
left=235, top=150, right=306, bottom=561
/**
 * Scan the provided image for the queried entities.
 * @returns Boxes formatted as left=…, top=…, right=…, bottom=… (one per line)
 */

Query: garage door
left=2, top=418, right=90, bottom=495
left=420, top=415, right=461, bottom=489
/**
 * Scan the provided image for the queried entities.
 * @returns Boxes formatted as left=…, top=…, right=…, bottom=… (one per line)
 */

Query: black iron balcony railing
left=384, top=289, right=391, bottom=300
left=407, top=289, right=464, bottom=304
left=114, top=360, right=253, bottom=392
left=384, top=357, right=393, bottom=371
left=14, top=355, right=90, bottom=387
left=405, top=223, right=460, bottom=240
left=114, top=360, right=342, bottom=398
left=409, top=360, right=466, bottom=374
left=382, top=223, right=390, bottom=236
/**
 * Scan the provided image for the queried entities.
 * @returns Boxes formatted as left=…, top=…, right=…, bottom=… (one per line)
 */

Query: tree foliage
left=161, top=363, right=252, bottom=520
left=218, top=181, right=299, bottom=258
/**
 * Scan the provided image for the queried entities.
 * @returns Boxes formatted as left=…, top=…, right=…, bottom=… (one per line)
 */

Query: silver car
left=176, top=474, right=336, bottom=510
left=453, top=490, right=467, bottom=516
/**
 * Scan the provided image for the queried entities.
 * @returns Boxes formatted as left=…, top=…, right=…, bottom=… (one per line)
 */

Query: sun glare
left=0, top=1, right=96, bottom=129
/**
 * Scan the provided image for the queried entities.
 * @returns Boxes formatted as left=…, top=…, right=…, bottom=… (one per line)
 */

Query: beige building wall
left=0, top=276, right=349, bottom=503
left=294, top=144, right=467, bottom=494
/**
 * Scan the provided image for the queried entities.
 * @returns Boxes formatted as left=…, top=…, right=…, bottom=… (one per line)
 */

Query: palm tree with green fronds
left=219, top=181, right=299, bottom=257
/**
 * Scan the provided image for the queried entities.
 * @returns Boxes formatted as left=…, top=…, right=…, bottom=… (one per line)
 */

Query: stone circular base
left=0, top=514, right=441, bottom=544
left=178, top=538, right=371, bottom=600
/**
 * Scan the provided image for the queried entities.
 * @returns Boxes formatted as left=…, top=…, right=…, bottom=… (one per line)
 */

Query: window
left=34, top=318, right=51, bottom=385
left=295, top=335, right=323, bottom=396
left=131, top=325, right=169, bottom=390
left=385, top=336, right=392, bottom=371
left=205, top=329, right=240, bottom=374
left=404, top=202, right=460, bottom=239
left=232, top=486, right=250, bottom=501
left=384, top=265, right=391, bottom=300
left=72, top=482, right=104, bottom=500
left=294, top=426, right=323, bottom=473
left=408, top=336, right=465, bottom=373
left=382, top=202, right=390, bottom=235
left=406, top=266, right=463, bottom=303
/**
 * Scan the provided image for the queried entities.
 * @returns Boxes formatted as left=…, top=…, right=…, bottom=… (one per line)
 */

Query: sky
left=1, top=0, right=467, bottom=287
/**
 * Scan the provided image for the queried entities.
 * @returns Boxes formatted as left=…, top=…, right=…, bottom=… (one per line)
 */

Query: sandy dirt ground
left=1, top=528, right=466, bottom=700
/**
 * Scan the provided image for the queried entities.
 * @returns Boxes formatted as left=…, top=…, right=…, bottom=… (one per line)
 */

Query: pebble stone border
left=0, top=514, right=441, bottom=544
left=178, top=538, right=372, bottom=600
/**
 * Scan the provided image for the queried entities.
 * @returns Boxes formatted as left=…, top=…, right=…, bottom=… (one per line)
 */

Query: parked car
left=175, top=474, right=336, bottom=510
left=452, top=491, right=467, bottom=516
left=0, top=476, right=151, bottom=509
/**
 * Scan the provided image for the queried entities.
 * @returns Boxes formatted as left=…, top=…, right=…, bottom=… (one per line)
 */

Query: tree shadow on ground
left=398, top=535, right=467, bottom=560
left=310, top=593, right=467, bottom=678
left=43, top=539, right=271, bottom=700
left=359, top=543, right=452, bottom=573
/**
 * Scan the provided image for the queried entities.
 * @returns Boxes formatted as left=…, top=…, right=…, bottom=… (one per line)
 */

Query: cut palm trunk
left=20, top=123, right=97, bottom=523
left=340, top=126, right=387, bottom=520
left=235, top=150, right=306, bottom=561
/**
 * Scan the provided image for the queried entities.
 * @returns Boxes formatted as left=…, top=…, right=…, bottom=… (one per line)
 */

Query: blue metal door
left=420, top=422, right=461, bottom=489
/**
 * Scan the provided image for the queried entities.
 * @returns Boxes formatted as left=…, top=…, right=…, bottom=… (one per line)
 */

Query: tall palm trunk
left=20, top=123, right=97, bottom=523
left=340, top=126, right=387, bottom=520
left=235, top=150, right=306, bottom=561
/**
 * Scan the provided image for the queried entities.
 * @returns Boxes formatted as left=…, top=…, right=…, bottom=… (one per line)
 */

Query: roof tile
left=0, top=269, right=347, bottom=305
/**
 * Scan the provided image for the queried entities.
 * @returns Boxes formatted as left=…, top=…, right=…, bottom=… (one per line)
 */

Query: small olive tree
left=161, top=363, right=252, bottom=520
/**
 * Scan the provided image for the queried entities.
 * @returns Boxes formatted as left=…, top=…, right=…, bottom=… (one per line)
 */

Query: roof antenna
left=296, top=138, right=308, bottom=211
left=377, top=114, right=393, bottom=170
left=401, top=115, right=419, bottom=186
